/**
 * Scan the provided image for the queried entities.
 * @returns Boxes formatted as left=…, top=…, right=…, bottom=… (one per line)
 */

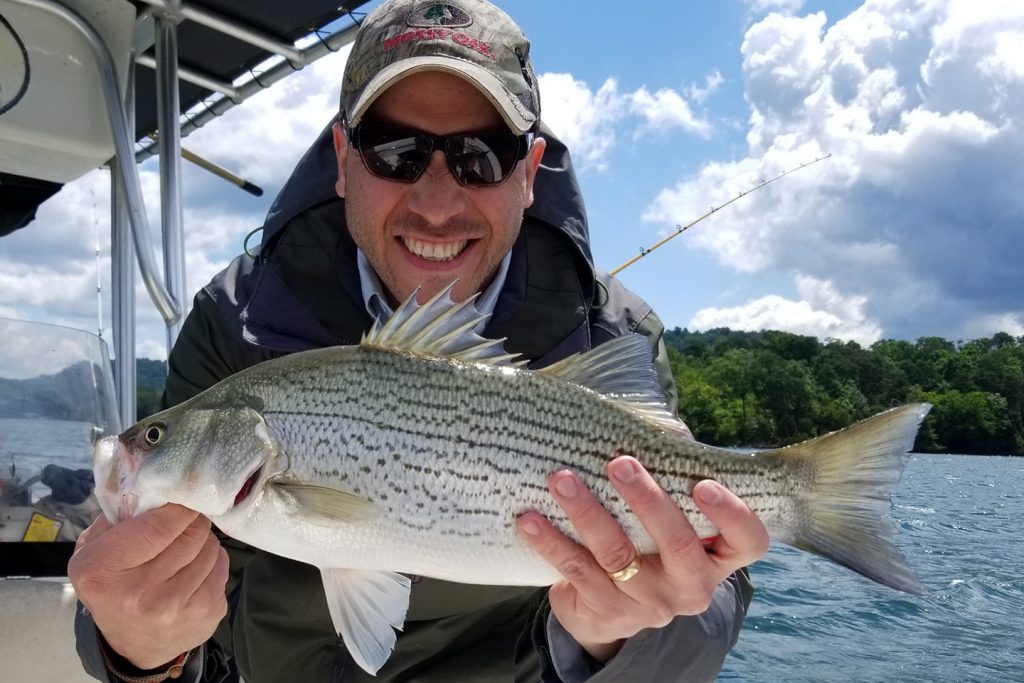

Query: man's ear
left=332, top=121, right=349, bottom=199
left=522, top=136, right=546, bottom=209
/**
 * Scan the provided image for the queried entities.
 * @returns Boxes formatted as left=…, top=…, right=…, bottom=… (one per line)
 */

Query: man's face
left=333, top=71, right=545, bottom=305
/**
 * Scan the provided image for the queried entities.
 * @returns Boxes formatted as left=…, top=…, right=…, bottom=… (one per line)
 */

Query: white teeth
left=402, top=237, right=468, bottom=262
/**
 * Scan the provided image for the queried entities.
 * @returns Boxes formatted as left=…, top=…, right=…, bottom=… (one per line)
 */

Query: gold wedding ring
left=606, top=556, right=641, bottom=583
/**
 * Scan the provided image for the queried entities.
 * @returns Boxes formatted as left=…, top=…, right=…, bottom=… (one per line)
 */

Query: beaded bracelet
left=98, top=637, right=194, bottom=683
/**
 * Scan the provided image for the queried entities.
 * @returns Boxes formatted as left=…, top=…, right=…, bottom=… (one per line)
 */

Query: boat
left=0, top=0, right=374, bottom=678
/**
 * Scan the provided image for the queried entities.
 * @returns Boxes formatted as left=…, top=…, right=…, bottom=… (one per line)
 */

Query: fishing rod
left=146, top=133, right=264, bottom=197
left=610, top=153, right=832, bottom=275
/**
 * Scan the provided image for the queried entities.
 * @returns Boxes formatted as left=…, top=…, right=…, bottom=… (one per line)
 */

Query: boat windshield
left=0, top=318, right=119, bottom=576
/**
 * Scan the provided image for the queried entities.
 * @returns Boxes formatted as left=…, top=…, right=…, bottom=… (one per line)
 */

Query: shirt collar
left=356, top=249, right=512, bottom=325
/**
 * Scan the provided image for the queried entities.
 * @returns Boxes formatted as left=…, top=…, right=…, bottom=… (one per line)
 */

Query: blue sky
left=1, top=0, right=1022, bottom=360
left=516, top=0, right=790, bottom=318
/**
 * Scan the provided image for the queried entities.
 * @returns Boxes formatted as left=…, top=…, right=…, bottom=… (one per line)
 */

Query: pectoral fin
left=270, top=480, right=380, bottom=523
left=320, top=567, right=412, bottom=675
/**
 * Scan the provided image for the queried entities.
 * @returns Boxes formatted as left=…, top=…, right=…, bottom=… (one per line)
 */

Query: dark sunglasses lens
left=357, top=125, right=431, bottom=182
left=447, top=133, right=523, bottom=186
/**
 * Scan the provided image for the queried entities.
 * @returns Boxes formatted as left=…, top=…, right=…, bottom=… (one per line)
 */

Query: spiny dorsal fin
left=540, top=334, right=691, bottom=436
left=360, top=282, right=525, bottom=367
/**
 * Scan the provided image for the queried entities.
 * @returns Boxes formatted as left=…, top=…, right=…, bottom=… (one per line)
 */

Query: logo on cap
left=407, top=4, right=472, bottom=28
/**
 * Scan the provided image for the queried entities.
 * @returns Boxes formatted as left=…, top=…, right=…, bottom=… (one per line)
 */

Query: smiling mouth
left=401, top=236, right=470, bottom=262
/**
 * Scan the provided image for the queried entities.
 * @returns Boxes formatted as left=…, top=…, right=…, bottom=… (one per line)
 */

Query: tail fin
left=761, top=403, right=930, bottom=594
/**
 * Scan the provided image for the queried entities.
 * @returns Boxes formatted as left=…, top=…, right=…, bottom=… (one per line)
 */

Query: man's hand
left=68, top=504, right=229, bottom=669
left=516, top=455, right=769, bottom=662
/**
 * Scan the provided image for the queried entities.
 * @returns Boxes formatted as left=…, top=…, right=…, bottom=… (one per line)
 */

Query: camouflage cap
left=340, top=0, right=540, bottom=133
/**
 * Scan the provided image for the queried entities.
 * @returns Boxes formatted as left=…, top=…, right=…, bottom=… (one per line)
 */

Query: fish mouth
left=93, top=435, right=138, bottom=523
left=233, top=465, right=264, bottom=508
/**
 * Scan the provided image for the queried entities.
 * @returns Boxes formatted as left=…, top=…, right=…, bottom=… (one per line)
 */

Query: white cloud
left=184, top=47, right=350, bottom=187
left=690, top=276, right=882, bottom=346
left=687, top=70, right=725, bottom=105
left=744, top=0, right=806, bottom=15
left=645, top=0, right=1024, bottom=341
left=964, top=313, right=1024, bottom=339
left=0, top=320, right=107, bottom=381
left=536, top=74, right=628, bottom=172
left=630, top=87, right=712, bottom=138
left=538, top=72, right=713, bottom=172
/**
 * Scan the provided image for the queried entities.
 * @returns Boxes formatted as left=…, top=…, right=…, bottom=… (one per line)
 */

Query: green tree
left=914, top=390, right=1016, bottom=454
left=135, top=358, right=168, bottom=419
left=667, top=327, right=1023, bottom=455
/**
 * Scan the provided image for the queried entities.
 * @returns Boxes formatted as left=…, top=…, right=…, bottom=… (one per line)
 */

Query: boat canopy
left=1, top=0, right=376, bottom=444
left=0, top=0, right=374, bottom=236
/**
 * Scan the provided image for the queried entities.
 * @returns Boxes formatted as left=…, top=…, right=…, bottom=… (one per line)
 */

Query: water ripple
left=721, top=455, right=1024, bottom=683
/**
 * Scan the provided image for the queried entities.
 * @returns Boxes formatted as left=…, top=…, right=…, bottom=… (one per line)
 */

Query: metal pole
left=135, top=20, right=363, bottom=162
left=13, top=0, right=181, bottom=325
left=137, top=0, right=305, bottom=66
left=155, top=8, right=186, bottom=348
left=135, top=53, right=241, bottom=101
left=112, top=62, right=137, bottom=428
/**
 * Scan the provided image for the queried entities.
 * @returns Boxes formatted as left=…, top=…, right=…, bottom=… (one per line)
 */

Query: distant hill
left=0, top=362, right=107, bottom=421
left=0, top=359, right=168, bottom=422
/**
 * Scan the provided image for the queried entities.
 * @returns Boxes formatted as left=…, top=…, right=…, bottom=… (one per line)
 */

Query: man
left=70, top=1, right=768, bottom=681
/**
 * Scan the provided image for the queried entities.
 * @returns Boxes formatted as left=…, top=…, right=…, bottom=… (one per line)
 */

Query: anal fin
left=320, top=567, right=412, bottom=675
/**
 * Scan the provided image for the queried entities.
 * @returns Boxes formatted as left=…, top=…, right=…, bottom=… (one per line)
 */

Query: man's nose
left=405, top=151, right=466, bottom=225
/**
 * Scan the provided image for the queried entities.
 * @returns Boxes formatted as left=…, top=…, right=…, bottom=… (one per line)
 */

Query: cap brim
left=346, top=56, right=535, bottom=134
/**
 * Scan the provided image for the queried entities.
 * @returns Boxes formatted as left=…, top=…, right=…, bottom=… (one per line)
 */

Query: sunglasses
left=345, top=121, right=531, bottom=187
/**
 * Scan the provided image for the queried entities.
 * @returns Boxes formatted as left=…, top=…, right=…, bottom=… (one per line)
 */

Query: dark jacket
left=76, top=123, right=751, bottom=682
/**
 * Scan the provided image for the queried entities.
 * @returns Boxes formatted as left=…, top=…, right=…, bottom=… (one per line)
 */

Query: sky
left=1, top=0, right=1022, bottom=362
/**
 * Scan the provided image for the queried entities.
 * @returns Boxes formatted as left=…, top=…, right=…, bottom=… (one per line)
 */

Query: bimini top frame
left=2, top=0, right=374, bottom=427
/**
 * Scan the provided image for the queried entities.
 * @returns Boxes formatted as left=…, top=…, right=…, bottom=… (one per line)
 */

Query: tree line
left=665, top=328, right=1024, bottom=456
left=134, top=330, right=1024, bottom=456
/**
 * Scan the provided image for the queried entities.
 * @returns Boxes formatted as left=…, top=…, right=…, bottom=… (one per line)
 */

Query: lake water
left=0, top=417, right=95, bottom=501
left=2, top=419, right=1021, bottom=681
left=721, top=454, right=1023, bottom=682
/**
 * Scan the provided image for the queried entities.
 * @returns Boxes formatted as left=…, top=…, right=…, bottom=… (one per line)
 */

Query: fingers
left=549, top=469, right=638, bottom=574
left=164, top=532, right=230, bottom=619
left=692, top=479, right=770, bottom=565
left=68, top=505, right=229, bottom=670
left=74, top=512, right=113, bottom=552
left=100, top=504, right=203, bottom=567
left=147, top=515, right=215, bottom=584
left=520, top=460, right=769, bottom=581
left=517, top=509, right=623, bottom=598
left=606, top=457, right=708, bottom=571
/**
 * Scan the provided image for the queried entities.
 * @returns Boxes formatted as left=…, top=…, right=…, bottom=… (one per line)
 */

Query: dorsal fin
left=361, top=283, right=525, bottom=367
left=540, top=334, right=691, bottom=436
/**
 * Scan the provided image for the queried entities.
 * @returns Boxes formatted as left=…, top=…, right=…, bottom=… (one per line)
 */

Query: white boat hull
left=0, top=577, right=94, bottom=681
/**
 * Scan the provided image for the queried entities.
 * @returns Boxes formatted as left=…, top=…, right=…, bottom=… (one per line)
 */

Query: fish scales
left=227, top=345, right=790, bottom=585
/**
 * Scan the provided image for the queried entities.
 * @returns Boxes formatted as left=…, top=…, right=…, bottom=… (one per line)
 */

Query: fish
left=93, top=284, right=929, bottom=675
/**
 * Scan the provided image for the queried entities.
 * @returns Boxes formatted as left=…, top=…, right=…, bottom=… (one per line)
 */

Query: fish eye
left=143, top=423, right=166, bottom=446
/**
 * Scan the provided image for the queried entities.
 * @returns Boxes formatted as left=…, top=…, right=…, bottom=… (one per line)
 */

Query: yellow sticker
left=22, top=512, right=63, bottom=542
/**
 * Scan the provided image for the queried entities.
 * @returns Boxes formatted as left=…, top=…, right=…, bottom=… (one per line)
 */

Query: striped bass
left=93, top=285, right=928, bottom=675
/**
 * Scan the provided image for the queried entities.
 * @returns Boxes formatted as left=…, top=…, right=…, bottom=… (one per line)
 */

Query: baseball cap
left=340, top=0, right=540, bottom=134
